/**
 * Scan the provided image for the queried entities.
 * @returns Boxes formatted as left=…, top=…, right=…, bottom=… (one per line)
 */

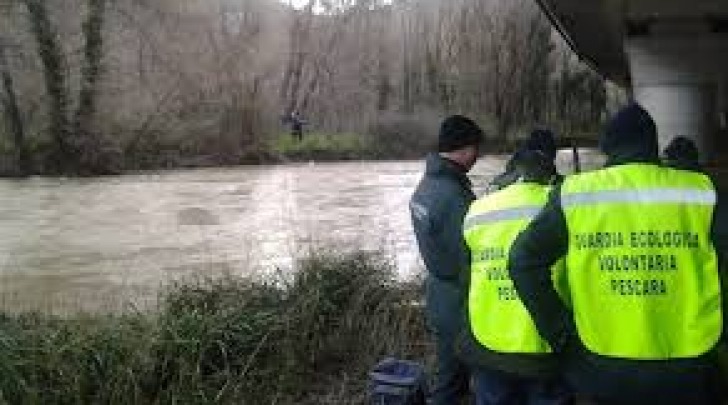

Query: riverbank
left=142, top=130, right=439, bottom=169
left=0, top=133, right=410, bottom=176
left=0, top=129, right=545, bottom=177
left=0, top=251, right=428, bottom=403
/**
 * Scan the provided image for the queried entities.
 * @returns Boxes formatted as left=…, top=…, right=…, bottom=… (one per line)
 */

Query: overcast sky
left=284, top=0, right=313, bottom=8
left=280, top=0, right=393, bottom=11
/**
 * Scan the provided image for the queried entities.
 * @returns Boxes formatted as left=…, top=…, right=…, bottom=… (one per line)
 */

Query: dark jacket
left=410, top=154, right=474, bottom=334
left=509, top=105, right=728, bottom=402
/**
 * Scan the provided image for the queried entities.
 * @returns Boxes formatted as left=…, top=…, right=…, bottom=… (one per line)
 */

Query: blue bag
left=369, top=358, right=428, bottom=405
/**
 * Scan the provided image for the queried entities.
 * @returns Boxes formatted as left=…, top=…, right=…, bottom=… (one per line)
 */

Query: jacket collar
left=605, top=154, right=661, bottom=168
left=425, top=153, right=472, bottom=189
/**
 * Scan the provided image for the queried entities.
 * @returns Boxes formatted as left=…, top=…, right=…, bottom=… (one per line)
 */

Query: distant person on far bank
left=289, top=111, right=305, bottom=142
left=410, top=115, right=484, bottom=404
left=664, top=136, right=702, bottom=172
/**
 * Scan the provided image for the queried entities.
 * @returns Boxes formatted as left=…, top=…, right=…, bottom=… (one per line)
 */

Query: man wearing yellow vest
left=463, top=145, right=570, bottom=404
left=509, top=103, right=728, bottom=404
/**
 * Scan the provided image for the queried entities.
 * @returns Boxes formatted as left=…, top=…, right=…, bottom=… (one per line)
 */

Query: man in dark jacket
left=289, top=111, right=305, bottom=142
left=509, top=103, right=728, bottom=404
left=410, top=115, right=484, bottom=405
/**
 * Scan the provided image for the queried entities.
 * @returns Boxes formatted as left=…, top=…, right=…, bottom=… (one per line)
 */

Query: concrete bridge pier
left=625, top=25, right=728, bottom=165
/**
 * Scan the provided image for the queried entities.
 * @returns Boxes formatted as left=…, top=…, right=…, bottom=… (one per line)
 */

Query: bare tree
left=73, top=0, right=109, bottom=174
left=74, top=0, right=105, bottom=142
left=0, top=0, right=613, bottom=174
left=23, top=0, right=72, bottom=172
left=0, top=39, right=29, bottom=175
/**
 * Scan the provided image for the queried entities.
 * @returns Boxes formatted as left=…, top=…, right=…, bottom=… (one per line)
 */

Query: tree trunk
left=23, top=0, right=72, bottom=173
left=73, top=0, right=106, bottom=174
left=377, top=67, right=390, bottom=112
left=0, top=49, right=29, bottom=176
left=280, top=0, right=315, bottom=116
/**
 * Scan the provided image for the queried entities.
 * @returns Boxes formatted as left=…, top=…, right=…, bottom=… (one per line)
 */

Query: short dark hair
left=438, top=115, right=485, bottom=152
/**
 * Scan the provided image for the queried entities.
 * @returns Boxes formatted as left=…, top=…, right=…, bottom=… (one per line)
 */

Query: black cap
left=664, top=136, right=701, bottom=171
left=512, top=147, right=553, bottom=181
left=525, top=129, right=557, bottom=161
left=438, top=115, right=484, bottom=152
left=600, top=103, right=659, bottom=161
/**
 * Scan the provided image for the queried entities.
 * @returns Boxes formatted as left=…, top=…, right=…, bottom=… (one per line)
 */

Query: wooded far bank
left=0, top=0, right=621, bottom=176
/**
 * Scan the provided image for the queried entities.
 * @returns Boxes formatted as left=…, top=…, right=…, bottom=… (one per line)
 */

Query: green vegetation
left=269, top=114, right=440, bottom=162
left=265, top=112, right=602, bottom=164
left=270, top=132, right=373, bottom=161
left=0, top=251, right=426, bottom=403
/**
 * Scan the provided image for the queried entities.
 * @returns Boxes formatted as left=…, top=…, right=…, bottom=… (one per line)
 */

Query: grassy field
left=0, top=251, right=427, bottom=404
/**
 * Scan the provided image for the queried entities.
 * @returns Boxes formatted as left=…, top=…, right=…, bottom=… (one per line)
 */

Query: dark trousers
left=291, top=128, right=303, bottom=142
left=430, top=327, right=470, bottom=405
left=564, top=353, right=722, bottom=405
left=473, top=367, right=571, bottom=405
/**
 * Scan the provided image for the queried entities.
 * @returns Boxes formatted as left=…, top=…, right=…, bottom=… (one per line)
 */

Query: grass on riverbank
left=0, top=251, right=427, bottom=404
left=270, top=132, right=374, bottom=161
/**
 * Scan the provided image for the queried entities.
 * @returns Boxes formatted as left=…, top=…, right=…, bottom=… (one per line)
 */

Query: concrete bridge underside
left=536, top=0, right=728, bottom=173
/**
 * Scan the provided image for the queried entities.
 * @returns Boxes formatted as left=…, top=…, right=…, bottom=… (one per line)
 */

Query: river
left=0, top=152, right=601, bottom=314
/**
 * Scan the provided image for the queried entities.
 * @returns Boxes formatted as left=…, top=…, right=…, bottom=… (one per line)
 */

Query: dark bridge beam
left=535, top=0, right=628, bottom=85
left=535, top=0, right=728, bottom=166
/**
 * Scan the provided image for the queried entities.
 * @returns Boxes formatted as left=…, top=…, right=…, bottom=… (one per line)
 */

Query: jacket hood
left=600, top=103, right=660, bottom=165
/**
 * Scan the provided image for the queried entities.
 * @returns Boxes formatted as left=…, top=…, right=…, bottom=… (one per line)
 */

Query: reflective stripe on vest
left=561, top=163, right=721, bottom=360
left=464, top=205, right=544, bottom=230
left=464, top=182, right=560, bottom=354
left=562, top=189, right=716, bottom=207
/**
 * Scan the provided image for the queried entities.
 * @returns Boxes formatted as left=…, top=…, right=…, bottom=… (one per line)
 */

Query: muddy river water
left=0, top=152, right=600, bottom=313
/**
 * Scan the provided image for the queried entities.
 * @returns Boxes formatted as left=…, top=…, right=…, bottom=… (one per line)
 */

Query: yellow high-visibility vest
left=465, top=182, right=562, bottom=354
left=561, top=163, right=721, bottom=359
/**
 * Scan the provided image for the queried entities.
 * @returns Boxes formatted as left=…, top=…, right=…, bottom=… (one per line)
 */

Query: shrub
left=0, top=250, right=427, bottom=404
left=270, top=132, right=371, bottom=161
left=365, top=113, right=439, bottom=159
